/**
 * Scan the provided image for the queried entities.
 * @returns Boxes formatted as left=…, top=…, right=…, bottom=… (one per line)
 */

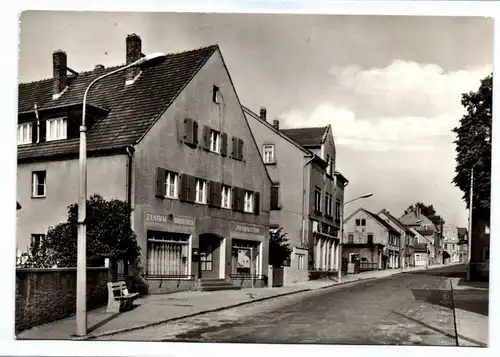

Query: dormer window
left=18, top=123, right=32, bottom=145
left=46, top=117, right=67, bottom=141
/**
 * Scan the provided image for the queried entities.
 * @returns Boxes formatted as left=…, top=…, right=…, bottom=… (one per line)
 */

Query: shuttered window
left=208, top=181, right=222, bottom=207
left=244, top=191, right=254, bottom=213
left=183, top=118, right=198, bottom=146
left=231, top=137, right=244, bottom=160
left=221, top=185, right=231, bottom=209
left=220, top=132, right=228, bottom=156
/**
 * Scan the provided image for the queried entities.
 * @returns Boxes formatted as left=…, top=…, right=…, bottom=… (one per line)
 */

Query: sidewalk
left=16, top=263, right=455, bottom=340
left=450, top=277, right=489, bottom=347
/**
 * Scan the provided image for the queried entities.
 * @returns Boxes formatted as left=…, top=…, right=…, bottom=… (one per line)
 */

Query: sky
left=18, top=11, right=493, bottom=227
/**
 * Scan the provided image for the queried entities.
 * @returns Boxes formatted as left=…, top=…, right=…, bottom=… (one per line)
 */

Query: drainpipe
left=34, top=103, right=40, bottom=143
left=301, top=154, right=315, bottom=247
left=125, top=145, right=135, bottom=281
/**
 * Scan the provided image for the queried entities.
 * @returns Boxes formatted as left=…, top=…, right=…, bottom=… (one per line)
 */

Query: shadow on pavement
left=410, top=289, right=454, bottom=309
left=87, top=304, right=139, bottom=334
left=407, top=270, right=466, bottom=278
left=453, top=289, right=489, bottom=316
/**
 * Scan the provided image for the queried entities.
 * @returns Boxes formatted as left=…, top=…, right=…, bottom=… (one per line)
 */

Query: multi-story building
left=378, top=209, right=417, bottom=267
left=443, top=224, right=460, bottom=263
left=17, top=34, right=272, bottom=293
left=399, top=208, right=442, bottom=265
left=457, top=227, right=469, bottom=263
left=343, top=208, right=401, bottom=270
left=245, top=107, right=347, bottom=282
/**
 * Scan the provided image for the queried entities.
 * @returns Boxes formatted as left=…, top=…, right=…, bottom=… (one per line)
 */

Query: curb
left=82, top=288, right=312, bottom=340
left=79, top=263, right=463, bottom=340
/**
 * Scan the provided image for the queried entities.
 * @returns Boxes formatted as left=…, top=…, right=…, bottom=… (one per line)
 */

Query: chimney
left=94, top=64, right=105, bottom=70
left=259, top=107, right=267, bottom=121
left=126, top=33, right=142, bottom=85
left=52, top=50, right=67, bottom=98
left=272, top=119, right=279, bottom=130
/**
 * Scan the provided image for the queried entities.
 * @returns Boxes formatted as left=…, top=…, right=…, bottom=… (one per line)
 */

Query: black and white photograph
left=8, top=5, right=493, bottom=351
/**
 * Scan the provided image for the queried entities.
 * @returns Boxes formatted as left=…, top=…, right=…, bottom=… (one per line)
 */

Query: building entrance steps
left=17, top=263, right=460, bottom=341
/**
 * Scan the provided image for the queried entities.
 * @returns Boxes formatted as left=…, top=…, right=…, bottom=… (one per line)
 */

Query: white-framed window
left=195, top=179, right=207, bottom=204
left=18, top=123, right=32, bottom=145
left=221, top=185, right=231, bottom=209
left=164, top=171, right=178, bottom=199
left=244, top=190, right=254, bottom=213
left=146, top=232, right=189, bottom=277
left=297, top=253, right=305, bottom=270
left=263, top=144, right=275, bottom=163
left=32, top=171, right=46, bottom=197
left=46, top=117, right=67, bottom=141
left=210, top=130, right=221, bottom=153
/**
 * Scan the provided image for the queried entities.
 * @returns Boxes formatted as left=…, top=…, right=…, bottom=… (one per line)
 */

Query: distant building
left=443, top=225, right=460, bottom=263
left=378, top=209, right=417, bottom=267
left=343, top=208, right=401, bottom=271
left=457, top=227, right=468, bottom=263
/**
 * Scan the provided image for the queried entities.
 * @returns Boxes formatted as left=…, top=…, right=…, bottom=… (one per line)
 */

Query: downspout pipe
left=125, top=145, right=135, bottom=207
left=301, top=154, right=316, bottom=247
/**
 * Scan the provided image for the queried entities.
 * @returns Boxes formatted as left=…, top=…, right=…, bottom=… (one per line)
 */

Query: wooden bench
left=107, top=281, right=139, bottom=313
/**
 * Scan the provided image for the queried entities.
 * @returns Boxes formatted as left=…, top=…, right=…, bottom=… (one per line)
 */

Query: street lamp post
left=337, top=193, right=373, bottom=283
left=75, top=52, right=166, bottom=337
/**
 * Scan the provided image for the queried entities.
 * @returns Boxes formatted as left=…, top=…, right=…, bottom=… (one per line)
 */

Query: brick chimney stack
left=52, top=50, right=67, bottom=98
left=272, top=119, right=280, bottom=130
left=126, top=33, right=142, bottom=85
left=259, top=107, right=267, bottom=121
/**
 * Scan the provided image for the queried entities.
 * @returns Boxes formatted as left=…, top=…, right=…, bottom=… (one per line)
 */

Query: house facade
left=378, top=209, right=416, bottom=268
left=399, top=208, right=442, bottom=265
left=17, top=34, right=271, bottom=293
left=343, top=208, right=401, bottom=271
left=443, top=225, right=460, bottom=263
left=457, top=227, right=468, bottom=263
left=245, top=107, right=347, bottom=282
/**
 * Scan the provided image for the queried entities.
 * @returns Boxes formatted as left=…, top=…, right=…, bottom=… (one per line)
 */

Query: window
left=231, top=240, right=260, bottom=276
left=244, top=191, right=254, bottom=213
left=367, top=234, right=374, bottom=244
left=314, top=188, right=321, bottom=213
left=348, top=234, right=354, bottom=244
left=356, top=219, right=360, bottom=226
left=210, top=130, right=221, bottom=153
left=263, top=144, right=275, bottom=163
left=361, top=219, right=366, bottom=226
left=335, top=201, right=341, bottom=221
left=46, top=118, right=67, bottom=141
left=213, top=85, right=221, bottom=104
left=195, top=179, right=207, bottom=204
left=221, top=185, right=231, bottom=209
left=325, top=193, right=333, bottom=217
left=200, top=243, right=213, bottom=271
left=146, top=231, right=189, bottom=277
left=297, top=254, right=305, bottom=270
left=164, top=171, right=178, bottom=199
left=30, top=234, right=45, bottom=248
left=326, top=154, right=332, bottom=176
left=32, top=171, right=46, bottom=197
left=18, top=123, right=32, bottom=145
left=270, top=185, right=279, bottom=210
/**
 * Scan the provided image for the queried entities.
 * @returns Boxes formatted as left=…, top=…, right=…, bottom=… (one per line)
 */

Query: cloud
left=282, top=60, right=491, bottom=152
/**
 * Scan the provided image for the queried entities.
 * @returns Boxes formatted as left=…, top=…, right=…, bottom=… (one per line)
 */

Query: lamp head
left=132, top=52, right=167, bottom=69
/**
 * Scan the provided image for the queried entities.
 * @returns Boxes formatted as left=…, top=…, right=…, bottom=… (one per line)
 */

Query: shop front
left=229, top=221, right=266, bottom=288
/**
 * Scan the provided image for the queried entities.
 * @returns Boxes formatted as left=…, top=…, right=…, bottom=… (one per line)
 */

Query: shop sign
left=230, top=222, right=263, bottom=235
left=144, top=212, right=195, bottom=227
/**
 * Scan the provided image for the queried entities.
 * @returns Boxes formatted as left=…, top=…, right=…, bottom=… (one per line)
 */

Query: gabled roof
left=344, top=207, right=400, bottom=235
left=18, top=45, right=219, bottom=160
left=280, top=126, right=328, bottom=147
left=378, top=209, right=413, bottom=234
left=242, top=106, right=311, bottom=155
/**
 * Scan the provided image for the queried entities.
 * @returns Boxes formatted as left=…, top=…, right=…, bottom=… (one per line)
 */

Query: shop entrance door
left=199, top=234, right=222, bottom=279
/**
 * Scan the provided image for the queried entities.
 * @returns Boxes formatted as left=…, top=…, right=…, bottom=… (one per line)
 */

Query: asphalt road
left=101, top=265, right=466, bottom=345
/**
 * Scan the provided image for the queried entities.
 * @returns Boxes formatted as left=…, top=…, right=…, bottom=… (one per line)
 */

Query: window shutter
left=238, top=138, right=244, bottom=160
left=231, top=137, right=236, bottom=158
left=183, top=118, right=192, bottom=144
left=253, top=191, right=260, bottom=215
left=221, top=132, right=228, bottom=156
left=239, top=188, right=245, bottom=212
left=208, top=180, right=221, bottom=207
left=156, top=167, right=166, bottom=197
left=192, top=121, right=199, bottom=146
left=39, top=120, right=46, bottom=142
left=179, top=174, right=189, bottom=201
left=188, top=175, right=197, bottom=202
left=31, top=120, right=37, bottom=143
left=270, top=186, right=279, bottom=210
left=203, top=125, right=211, bottom=151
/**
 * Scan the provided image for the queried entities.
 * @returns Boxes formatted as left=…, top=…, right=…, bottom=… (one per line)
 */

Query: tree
left=452, top=73, right=492, bottom=223
left=268, top=227, right=292, bottom=267
left=403, top=202, right=445, bottom=227
left=19, top=194, right=141, bottom=268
